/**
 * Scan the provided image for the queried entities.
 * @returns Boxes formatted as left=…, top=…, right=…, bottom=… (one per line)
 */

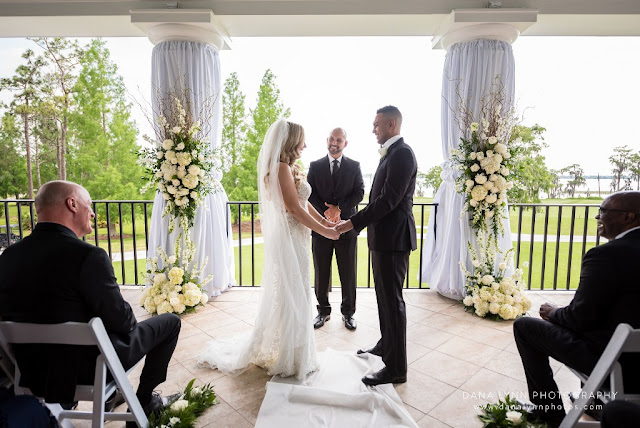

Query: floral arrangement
left=149, top=379, right=217, bottom=428
left=477, top=395, right=548, bottom=427
left=140, top=237, right=212, bottom=315
left=450, top=84, right=517, bottom=236
left=138, top=89, right=221, bottom=233
left=452, top=80, right=531, bottom=321
left=461, top=232, right=531, bottom=320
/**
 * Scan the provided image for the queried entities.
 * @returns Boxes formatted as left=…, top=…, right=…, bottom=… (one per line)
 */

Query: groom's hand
left=335, top=219, right=354, bottom=234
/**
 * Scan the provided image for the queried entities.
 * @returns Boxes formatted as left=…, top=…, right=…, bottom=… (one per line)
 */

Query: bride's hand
left=322, top=218, right=338, bottom=227
left=323, top=226, right=340, bottom=240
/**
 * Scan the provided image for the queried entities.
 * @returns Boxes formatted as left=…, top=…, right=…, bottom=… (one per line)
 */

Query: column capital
left=131, top=9, right=231, bottom=50
left=432, top=8, right=537, bottom=50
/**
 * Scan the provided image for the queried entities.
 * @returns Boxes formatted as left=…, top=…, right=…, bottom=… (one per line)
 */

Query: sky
left=1, top=35, right=639, bottom=178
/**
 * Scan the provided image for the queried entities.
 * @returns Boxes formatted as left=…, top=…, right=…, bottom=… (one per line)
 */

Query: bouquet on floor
left=141, top=237, right=212, bottom=315
left=461, top=231, right=531, bottom=320
left=149, top=379, right=217, bottom=428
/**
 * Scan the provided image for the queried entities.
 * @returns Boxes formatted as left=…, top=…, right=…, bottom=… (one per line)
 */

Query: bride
left=199, top=119, right=339, bottom=379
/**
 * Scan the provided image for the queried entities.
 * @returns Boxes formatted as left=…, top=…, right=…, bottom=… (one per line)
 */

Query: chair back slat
left=0, top=321, right=97, bottom=346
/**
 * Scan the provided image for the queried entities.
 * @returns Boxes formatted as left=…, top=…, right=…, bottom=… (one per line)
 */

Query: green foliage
left=220, top=72, right=247, bottom=174
left=226, top=69, right=290, bottom=214
left=507, top=124, right=557, bottom=203
left=561, top=163, right=586, bottom=198
left=417, top=166, right=442, bottom=197
left=477, top=395, right=547, bottom=427
left=608, top=145, right=635, bottom=191
left=0, top=113, right=27, bottom=198
left=69, top=38, right=143, bottom=200
left=148, top=379, right=216, bottom=428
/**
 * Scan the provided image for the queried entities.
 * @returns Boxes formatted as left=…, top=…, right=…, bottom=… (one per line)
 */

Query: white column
left=134, top=11, right=236, bottom=296
left=421, top=9, right=536, bottom=300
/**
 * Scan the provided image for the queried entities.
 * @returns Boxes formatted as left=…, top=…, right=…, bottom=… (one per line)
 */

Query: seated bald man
left=513, top=191, right=640, bottom=427
left=0, top=181, right=181, bottom=420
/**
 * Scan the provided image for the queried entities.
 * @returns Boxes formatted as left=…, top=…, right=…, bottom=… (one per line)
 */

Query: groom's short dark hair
left=377, top=105, right=402, bottom=125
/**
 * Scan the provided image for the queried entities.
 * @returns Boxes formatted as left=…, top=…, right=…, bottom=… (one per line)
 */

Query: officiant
left=307, top=127, right=364, bottom=331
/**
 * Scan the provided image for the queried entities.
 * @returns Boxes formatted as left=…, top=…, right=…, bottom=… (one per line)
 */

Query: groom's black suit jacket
left=549, top=228, right=640, bottom=346
left=351, top=138, right=417, bottom=252
left=0, top=222, right=137, bottom=402
left=307, top=155, right=364, bottom=240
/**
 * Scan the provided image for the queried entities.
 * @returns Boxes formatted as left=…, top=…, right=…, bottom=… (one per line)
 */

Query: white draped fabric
left=147, top=40, right=235, bottom=297
left=421, top=39, right=515, bottom=300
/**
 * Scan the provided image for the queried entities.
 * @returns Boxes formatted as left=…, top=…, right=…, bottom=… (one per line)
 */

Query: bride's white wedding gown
left=199, top=180, right=318, bottom=379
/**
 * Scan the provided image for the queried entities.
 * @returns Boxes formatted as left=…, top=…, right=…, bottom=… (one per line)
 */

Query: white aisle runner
left=255, top=349, right=418, bottom=428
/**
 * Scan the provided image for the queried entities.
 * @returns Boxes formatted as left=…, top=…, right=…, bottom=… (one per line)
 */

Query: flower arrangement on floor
left=141, top=238, right=212, bottom=315
left=452, top=80, right=530, bottom=320
left=149, top=379, right=217, bottom=428
left=477, top=395, right=548, bottom=428
left=461, top=233, right=531, bottom=320
left=138, top=90, right=222, bottom=234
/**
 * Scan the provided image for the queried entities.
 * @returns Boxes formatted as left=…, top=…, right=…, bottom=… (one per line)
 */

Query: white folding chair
left=0, top=317, right=148, bottom=428
left=560, top=323, right=640, bottom=428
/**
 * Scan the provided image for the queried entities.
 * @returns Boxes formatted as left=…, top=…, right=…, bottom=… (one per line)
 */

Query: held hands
left=324, top=203, right=341, bottom=223
left=335, top=219, right=354, bottom=234
left=539, top=303, right=557, bottom=321
left=321, top=218, right=340, bottom=240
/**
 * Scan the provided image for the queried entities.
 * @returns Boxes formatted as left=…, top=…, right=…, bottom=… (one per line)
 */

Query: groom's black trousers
left=372, top=250, right=408, bottom=376
left=313, top=234, right=357, bottom=317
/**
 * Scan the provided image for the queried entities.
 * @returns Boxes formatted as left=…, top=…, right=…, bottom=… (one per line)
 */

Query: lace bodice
left=297, top=180, right=312, bottom=206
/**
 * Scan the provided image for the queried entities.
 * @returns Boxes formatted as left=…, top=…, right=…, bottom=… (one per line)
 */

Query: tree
left=630, top=151, right=640, bottom=191
left=507, top=124, right=556, bottom=203
left=418, top=166, right=442, bottom=197
left=0, top=49, right=44, bottom=198
left=31, top=37, right=83, bottom=180
left=227, top=70, right=290, bottom=204
left=561, top=163, right=586, bottom=198
left=69, top=38, right=142, bottom=200
left=220, top=73, right=248, bottom=196
left=0, top=113, right=27, bottom=198
left=609, top=145, right=633, bottom=192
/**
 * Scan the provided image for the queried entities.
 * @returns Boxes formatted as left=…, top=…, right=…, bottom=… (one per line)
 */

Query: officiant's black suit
left=350, top=138, right=417, bottom=377
left=307, top=155, right=364, bottom=318
left=514, top=228, right=640, bottom=421
left=0, top=222, right=180, bottom=403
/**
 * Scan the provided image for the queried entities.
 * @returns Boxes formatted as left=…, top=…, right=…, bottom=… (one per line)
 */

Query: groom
left=336, top=106, right=417, bottom=385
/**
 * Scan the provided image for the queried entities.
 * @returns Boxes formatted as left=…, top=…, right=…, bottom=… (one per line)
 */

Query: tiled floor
left=109, top=287, right=578, bottom=427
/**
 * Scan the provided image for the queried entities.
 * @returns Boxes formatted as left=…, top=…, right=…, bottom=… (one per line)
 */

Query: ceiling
left=0, top=0, right=639, bottom=41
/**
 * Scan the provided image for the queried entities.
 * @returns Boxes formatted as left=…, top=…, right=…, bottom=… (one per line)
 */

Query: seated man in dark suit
left=601, top=400, right=640, bottom=428
left=513, top=191, right=640, bottom=427
left=0, top=181, right=181, bottom=419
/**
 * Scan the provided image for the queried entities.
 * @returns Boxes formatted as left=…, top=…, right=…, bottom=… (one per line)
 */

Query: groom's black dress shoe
left=313, top=313, right=330, bottom=329
left=343, top=315, right=357, bottom=331
left=356, top=345, right=382, bottom=357
left=362, top=368, right=407, bottom=386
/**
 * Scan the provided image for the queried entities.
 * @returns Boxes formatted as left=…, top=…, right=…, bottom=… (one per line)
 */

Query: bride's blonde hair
left=280, top=121, right=306, bottom=187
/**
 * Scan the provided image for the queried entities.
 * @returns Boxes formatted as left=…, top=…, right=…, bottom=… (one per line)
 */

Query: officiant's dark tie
left=332, top=159, right=340, bottom=184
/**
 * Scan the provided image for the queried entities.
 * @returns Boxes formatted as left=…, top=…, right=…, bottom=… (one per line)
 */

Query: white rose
left=167, top=185, right=177, bottom=194
left=156, top=301, right=173, bottom=315
left=481, top=275, right=494, bottom=285
left=162, top=139, right=174, bottom=150
left=485, top=210, right=494, bottom=219
left=469, top=199, right=478, bottom=207
left=172, top=126, right=182, bottom=134
left=162, top=193, right=170, bottom=200
left=188, top=165, right=201, bottom=176
left=472, top=259, right=480, bottom=267
left=176, top=142, right=185, bottom=151
left=495, top=143, right=508, bottom=156
left=470, top=185, right=488, bottom=202
left=469, top=152, right=477, bottom=160
left=170, top=399, right=189, bottom=412
left=476, top=152, right=485, bottom=160
left=154, top=274, right=166, bottom=286
left=176, top=152, right=192, bottom=166
left=489, top=302, right=501, bottom=314
left=169, top=417, right=181, bottom=426
left=190, top=191, right=198, bottom=199
left=200, top=293, right=209, bottom=305
left=505, top=411, right=522, bottom=425
left=470, top=164, right=480, bottom=172
left=504, top=152, right=511, bottom=159
left=485, top=194, right=498, bottom=204
left=487, top=136, right=498, bottom=145
left=462, top=296, right=473, bottom=306
left=465, top=179, right=474, bottom=188
left=198, top=154, right=204, bottom=162
left=474, top=174, right=487, bottom=184
left=167, top=255, right=177, bottom=264
left=156, top=151, right=164, bottom=159
left=177, top=169, right=186, bottom=179
left=506, top=181, right=514, bottom=189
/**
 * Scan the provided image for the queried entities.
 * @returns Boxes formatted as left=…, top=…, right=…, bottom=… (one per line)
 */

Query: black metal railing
left=1, top=199, right=601, bottom=290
